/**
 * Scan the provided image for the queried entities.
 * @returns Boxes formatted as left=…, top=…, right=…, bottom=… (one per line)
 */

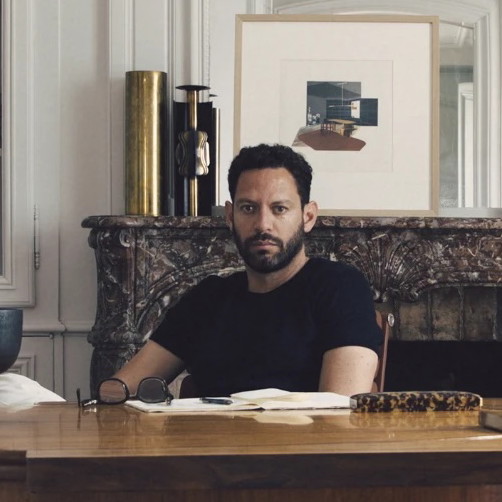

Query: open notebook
left=125, top=388, right=354, bottom=413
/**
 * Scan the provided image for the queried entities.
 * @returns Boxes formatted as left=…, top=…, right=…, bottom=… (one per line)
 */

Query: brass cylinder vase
left=125, top=71, right=167, bottom=215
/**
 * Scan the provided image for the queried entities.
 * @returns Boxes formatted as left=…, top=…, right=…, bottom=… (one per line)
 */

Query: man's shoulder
left=174, top=271, right=246, bottom=309
left=306, top=257, right=363, bottom=277
left=195, top=270, right=246, bottom=291
left=302, top=258, right=371, bottom=293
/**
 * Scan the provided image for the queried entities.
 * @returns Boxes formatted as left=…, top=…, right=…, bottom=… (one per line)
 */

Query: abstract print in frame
left=234, top=14, right=439, bottom=216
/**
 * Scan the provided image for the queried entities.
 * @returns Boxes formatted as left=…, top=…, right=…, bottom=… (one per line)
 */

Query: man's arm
left=318, top=345, right=378, bottom=396
left=110, top=339, right=185, bottom=396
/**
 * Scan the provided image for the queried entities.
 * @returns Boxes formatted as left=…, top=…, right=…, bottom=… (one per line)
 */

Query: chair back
left=372, top=311, right=393, bottom=392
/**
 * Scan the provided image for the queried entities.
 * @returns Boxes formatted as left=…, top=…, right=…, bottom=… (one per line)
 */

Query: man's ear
left=224, top=201, right=233, bottom=230
left=303, top=201, right=318, bottom=233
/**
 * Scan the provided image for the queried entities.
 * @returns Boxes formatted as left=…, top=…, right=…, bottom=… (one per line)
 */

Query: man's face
left=226, top=167, right=308, bottom=273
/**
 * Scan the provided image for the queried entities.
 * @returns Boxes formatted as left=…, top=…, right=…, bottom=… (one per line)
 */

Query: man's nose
left=253, top=208, right=273, bottom=232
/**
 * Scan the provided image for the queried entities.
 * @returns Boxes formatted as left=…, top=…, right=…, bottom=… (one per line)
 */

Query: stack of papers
left=125, top=388, right=353, bottom=413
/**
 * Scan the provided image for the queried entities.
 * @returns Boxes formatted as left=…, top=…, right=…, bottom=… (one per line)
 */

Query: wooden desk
left=2, top=401, right=502, bottom=501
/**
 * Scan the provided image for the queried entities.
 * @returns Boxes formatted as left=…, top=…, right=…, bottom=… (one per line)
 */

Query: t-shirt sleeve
left=313, top=263, right=383, bottom=355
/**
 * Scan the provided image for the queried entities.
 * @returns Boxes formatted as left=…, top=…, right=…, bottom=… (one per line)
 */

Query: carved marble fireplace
left=82, top=215, right=502, bottom=396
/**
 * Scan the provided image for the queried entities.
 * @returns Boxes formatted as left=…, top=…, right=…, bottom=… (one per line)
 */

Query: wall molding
left=0, top=0, right=35, bottom=306
left=21, top=321, right=92, bottom=334
left=9, top=353, right=35, bottom=379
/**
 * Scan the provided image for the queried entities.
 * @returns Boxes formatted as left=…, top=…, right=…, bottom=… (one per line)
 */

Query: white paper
left=125, top=397, right=257, bottom=413
left=232, top=388, right=352, bottom=409
left=125, top=388, right=353, bottom=413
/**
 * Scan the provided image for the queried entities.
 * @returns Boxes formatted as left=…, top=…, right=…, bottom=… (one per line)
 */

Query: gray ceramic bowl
left=0, top=308, right=23, bottom=374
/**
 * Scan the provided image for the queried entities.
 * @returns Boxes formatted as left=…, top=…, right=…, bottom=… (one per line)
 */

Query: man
left=110, top=143, right=382, bottom=397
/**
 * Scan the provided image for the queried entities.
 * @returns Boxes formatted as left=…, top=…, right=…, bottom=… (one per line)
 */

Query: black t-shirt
left=151, top=258, right=383, bottom=396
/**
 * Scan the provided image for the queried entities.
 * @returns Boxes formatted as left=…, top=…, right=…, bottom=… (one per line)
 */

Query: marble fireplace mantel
left=82, top=215, right=502, bottom=392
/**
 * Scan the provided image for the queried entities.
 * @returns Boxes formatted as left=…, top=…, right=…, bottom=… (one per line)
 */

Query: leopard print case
left=350, top=391, right=482, bottom=412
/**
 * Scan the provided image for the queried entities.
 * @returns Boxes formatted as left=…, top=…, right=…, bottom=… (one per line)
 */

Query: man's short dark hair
left=227, top=143, right=313, bottom=206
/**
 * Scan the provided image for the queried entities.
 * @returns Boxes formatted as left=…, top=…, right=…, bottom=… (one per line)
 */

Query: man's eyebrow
left=235, top=198, right=294, bottom=205
left=271, top=199, right=294, bottom=205
left=234, top=198, right=256, bottom=205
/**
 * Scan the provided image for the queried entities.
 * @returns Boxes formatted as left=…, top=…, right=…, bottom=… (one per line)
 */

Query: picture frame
left=234, top=15, right=440, bottom=216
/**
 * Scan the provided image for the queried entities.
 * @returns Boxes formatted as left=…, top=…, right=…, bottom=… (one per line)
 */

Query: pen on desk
left=200, top=397, right=233, bottom=405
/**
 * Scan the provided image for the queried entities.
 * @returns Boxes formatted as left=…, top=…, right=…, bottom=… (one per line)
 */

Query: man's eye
left=273, top=206, right=287, bottom=214
left=240, top=205, right=255, bottom=214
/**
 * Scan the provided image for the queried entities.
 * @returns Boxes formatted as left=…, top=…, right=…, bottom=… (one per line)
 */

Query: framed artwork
left=234, top=15, right=440, bottom=216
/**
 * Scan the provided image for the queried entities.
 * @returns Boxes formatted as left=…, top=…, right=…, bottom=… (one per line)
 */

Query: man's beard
left=233, top=221, right=305, bottom=273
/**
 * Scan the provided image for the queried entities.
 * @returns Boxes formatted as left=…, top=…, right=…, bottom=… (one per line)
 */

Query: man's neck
left=246, top=251, right=309, bottom=293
